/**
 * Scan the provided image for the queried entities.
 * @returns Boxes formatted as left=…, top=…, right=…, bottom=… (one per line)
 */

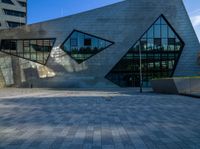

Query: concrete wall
left=0, top=0, right=27, bottom=87
left=0, top=68, right=5, bottom=88
left=0, top=54, right=14, bottom=86
left=151, top=77, right=200, bottom=94
left=0, top=0, right=199, bottom=88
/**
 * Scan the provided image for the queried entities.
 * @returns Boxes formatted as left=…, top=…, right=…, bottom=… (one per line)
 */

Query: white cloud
left=190, top=9, right=200, bottom=15
left=191, top=15, right=200, bottom=27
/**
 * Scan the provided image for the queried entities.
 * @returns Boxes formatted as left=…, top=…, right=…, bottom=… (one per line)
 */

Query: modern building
left=0, top=0, right=26, bottom=88
left=0, top=0, right=27, bottom=29
left=0, top=0, right=199, bottom=88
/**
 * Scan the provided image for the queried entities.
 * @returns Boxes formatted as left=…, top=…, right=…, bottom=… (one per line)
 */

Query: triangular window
left=106, top=15, right=184, bottom=87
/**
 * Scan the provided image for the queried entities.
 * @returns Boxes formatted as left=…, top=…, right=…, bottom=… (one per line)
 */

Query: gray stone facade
left=0, top=0, right=199, bottom=88
left=0, top=0, right=27, bottom=29
left=0, top=0, right=27, bottom=88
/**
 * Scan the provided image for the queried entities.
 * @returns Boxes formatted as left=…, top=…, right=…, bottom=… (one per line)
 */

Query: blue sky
left=184, top=0, right=200, bottom=41
left=28, top=0, right=200, bottom=41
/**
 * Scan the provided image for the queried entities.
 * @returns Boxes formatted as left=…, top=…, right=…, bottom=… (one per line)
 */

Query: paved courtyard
left=0, top=88, right=200, bottom=149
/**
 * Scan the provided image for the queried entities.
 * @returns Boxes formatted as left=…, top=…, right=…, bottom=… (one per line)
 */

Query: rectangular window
left=161, top=25, right=168, bottom=38
left=154, top=38, right=161, bottom=49
left=168, top=38, right=175, bottom=45
left=154, top=25, right=161, bottom=38
left=43, top=40, right=51, bottom=52
left=7, top=21, right=25, bottom=28
left=30, top=40, right=37, bottom=60
left=70, top=38, right=78, bottom=47
left=147, top=27, right=154, bottom=38
left=1, top=40, right=10, bottom=50
left=168, top=38, right=175, bottom=51
left=84, top=38, right=91, bottom=46
left=147, top=39, right=153, bottom=51
left=4, top=9, right=26, bottom=17
left=10, top=41, right=17, bottom=51
left=162, top=39, right=168, bottom=51
left=1, top=0, right=13, bottom=4
left=23, top=40, right=30, bottom=59
left=17, top=40, right=23, bottom=56
left=140, top=39, right=147, bottom=51
left=18, top=1, right=26, bottom=7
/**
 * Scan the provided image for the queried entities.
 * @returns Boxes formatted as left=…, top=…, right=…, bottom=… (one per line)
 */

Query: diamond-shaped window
left=105, top=15, right=184, bottom=87
left=61, top=30, right=114, bottom=63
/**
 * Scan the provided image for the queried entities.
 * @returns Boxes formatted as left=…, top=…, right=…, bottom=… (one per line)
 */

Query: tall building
left=0, top=0, right=199, bottom=88
left=0, top=0, right=27, bottom=29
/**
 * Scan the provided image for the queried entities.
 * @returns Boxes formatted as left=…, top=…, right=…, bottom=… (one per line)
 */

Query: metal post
left=139, top=43, right=143, bottom=93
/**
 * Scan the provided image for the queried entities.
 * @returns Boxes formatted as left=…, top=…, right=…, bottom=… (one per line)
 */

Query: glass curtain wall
left=61, top=30, right=114, bottom=63
left=106, top=15, right=184, bottom=87
left=0, top=39, right=55, bottom=65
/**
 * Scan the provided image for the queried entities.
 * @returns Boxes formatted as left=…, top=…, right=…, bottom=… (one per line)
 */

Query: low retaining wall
left=151, top=77, right=200, bottom=94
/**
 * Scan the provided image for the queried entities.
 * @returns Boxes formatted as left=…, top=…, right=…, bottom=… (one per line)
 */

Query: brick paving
left=0, top=88, right=200, bottom=149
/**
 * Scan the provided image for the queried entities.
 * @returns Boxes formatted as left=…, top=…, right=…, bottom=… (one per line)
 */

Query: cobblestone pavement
left=0, top=88, right=200, bottom=149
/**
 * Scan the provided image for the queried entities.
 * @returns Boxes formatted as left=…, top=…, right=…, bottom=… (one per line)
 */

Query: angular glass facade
left=61, top=30, right=114, bottom=63
left=0, top=39, right=56, bottom=65
left=106, top=15, right=184, bottom=87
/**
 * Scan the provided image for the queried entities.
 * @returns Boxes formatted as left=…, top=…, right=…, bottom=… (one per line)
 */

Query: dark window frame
left=1, top=0, right=14, bottom=5
left=7, top=21, right=25, bottom=28
left=84, top=38, right=92, bottom=46
left=4, top=9, right=26, bottom=18
left=18, top=1, right=26, bottom=7
left=0, top=38, right=56, bottom=65
left=60, top=29, right=115, bottom=64
left=105, top=14, right=185, bottom=87
left=70, top=38, right=78, bottom=47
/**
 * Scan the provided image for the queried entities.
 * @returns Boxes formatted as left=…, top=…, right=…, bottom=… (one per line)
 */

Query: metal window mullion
left=139, top=41, right=143, bottom=92
left=43, top=40, right=45, bottom=64
left=131, top=46, right=134, bottom=87
left=160, top=23, right=163, bottom=73
left=69, top=38, right=71, bottom=53
left=153, top=25, right=156, bottom=70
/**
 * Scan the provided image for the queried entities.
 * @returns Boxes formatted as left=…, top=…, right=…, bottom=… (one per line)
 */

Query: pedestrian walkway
left=0, top=88, right=200, bottom=149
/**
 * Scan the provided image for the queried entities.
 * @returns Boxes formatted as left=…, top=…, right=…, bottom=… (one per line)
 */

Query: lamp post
left=139, top=42, right=143, bottom=93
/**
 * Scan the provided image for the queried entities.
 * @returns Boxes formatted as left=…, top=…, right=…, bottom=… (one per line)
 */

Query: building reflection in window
left=0, top=39, right=55, bottom=65
left=61, top=30, right=114, bottom=63
left=106, top=15, right=184, bottom=87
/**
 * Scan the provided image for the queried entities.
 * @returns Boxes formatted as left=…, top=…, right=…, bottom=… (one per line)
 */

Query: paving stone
left=0, top=88, right=200, bottom=149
